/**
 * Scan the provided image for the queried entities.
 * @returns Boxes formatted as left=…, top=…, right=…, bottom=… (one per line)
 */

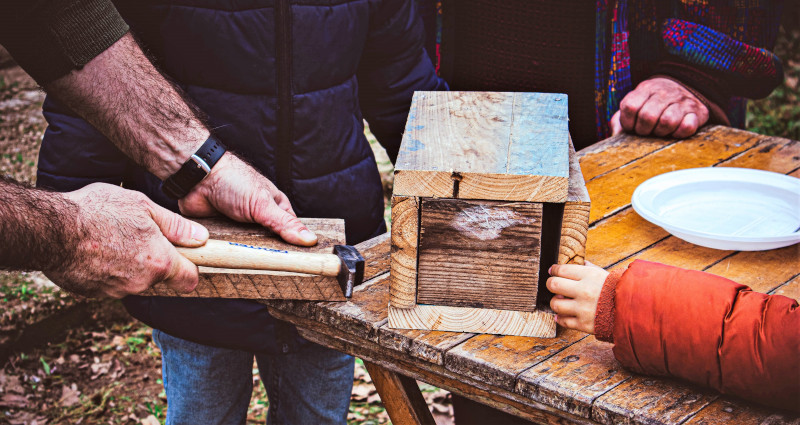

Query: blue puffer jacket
left=37, top=0, right=446, bottom=352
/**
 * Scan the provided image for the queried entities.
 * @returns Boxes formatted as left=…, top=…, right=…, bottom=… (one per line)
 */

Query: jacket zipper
left=275, top=0, right=293, bottom=195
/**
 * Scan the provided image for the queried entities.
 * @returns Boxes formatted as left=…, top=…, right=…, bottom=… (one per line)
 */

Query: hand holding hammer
left=176, top=240, right=365, bottom=297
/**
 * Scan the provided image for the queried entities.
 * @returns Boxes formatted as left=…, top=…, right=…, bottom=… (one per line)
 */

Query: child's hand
left=546, top=263, right=609, bottom=334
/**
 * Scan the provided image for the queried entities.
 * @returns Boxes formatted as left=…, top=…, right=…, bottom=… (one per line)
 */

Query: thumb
left=148, top=202, right=209, bottom=247
left=161, top=249, right=201, bottom=293
left=256, top=202, right=318, bottom=246
left=610, top=111, right=623, bottom=136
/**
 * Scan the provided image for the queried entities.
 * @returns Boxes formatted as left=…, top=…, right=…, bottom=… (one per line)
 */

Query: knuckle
left=620, top=99, right=638, bottom=114
left=546, top=277, right=558, bottom=292
left=639, top=110, right=658, bottom=124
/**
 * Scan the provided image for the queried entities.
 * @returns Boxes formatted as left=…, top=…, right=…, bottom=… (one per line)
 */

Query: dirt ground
left=1, top=17, right=798, bottom=425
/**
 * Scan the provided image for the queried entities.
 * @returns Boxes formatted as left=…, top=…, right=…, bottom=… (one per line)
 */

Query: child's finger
left=548, top=264, right=588, bottom=281
left=546, top=276, right=582, bottom=299
left=550, top=295, right=579, bottom=317
left=555, top=314, right=580, bottom=330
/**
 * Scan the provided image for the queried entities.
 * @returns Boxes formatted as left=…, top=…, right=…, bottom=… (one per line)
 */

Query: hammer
left=175, top=240, right=365, bottom=298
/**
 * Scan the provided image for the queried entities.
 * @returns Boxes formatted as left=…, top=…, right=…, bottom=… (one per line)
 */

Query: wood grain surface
left=516, top=337, right=630, bottom=418
left=264, top=126, right=800, bottom=425
left=389, top=196, right=420, bottom=309
left=394, top=92, right=570, bottom=202
left=142, top=217, right=347, bottom=300
left=560, top=140, right=591, bottom=265
left=416, top=198, right=542, bottom=311
left=364, top=361, right=437, bottom=425
left=387, top=303, right=557, bottom=338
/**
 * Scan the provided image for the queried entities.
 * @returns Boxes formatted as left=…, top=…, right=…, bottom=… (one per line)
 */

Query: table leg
left=364, top=361, right=437, bottom=425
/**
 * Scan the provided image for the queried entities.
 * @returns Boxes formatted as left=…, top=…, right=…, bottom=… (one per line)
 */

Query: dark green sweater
left=0, top=0, right=129, bottom=84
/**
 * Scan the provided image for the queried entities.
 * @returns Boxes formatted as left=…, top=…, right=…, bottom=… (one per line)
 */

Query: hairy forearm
left=0, top=177, right=79, bottom=271
left=44, top=32, right=210, bottom=179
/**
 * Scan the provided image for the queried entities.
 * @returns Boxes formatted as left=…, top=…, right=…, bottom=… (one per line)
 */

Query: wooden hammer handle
left=176, top=239, right=342, bottom=276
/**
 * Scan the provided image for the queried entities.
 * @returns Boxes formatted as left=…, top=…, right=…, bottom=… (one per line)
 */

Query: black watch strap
left=161, top=136, right=227, bottom=200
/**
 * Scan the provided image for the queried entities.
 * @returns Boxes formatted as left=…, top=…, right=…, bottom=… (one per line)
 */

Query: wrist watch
left=161, top=136, right=227, bottom=200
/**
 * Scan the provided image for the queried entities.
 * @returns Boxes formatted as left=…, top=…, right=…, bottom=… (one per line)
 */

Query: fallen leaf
left=0, top=393, right=29, bottom=408
left=7, top=410, right=47, bottom=425
left=90, top=361, right=111, bottom=380
left=140, top=414, right=160, bottom=425
left=351, top=383, right=374, bottom=401
left=0, top=372, right=25, bottom=394
left=59, top=384, right=81, bottom=407
left=366, top=392, right=382, bottom=404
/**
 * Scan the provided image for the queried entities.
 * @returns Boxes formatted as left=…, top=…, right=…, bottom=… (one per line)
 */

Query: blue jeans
left=152, top=329, right=354, bottom=425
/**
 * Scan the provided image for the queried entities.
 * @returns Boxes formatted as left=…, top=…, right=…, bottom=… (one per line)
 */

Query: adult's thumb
left=149, top=202, right=209, bottom=247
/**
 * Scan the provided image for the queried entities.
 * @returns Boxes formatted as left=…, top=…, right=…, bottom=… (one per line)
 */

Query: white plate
left=632, top=167, right=800, bottom=251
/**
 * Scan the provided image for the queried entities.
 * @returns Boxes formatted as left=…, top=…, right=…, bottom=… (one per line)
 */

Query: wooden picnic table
left=265, top=125, right=800, bottom=425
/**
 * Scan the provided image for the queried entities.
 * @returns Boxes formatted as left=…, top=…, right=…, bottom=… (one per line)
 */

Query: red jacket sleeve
left=604, top=260, right=799, bottom=412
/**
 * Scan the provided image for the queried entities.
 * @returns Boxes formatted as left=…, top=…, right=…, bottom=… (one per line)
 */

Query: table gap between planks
left=264, top=126, right=800, bottom=425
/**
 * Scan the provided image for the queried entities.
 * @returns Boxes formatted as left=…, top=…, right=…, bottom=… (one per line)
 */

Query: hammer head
left=334, top=245, right=365, bottom=298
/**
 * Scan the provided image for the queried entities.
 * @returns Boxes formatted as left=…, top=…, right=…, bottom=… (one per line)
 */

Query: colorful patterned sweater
left=421, top=0, right=784, bottom=140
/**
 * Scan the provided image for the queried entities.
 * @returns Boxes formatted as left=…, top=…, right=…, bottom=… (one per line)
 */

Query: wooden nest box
left=387, top=92, right=590, bottom=338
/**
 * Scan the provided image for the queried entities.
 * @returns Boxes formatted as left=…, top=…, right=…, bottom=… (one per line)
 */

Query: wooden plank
left=586, top=209, right=669, bottom=268
left=443, top=331, right=586, bottom=392
left=390, top=196, right=420, bottom=309
left=387, top=303, right=556, bottom=338
left=577, top=132, right=677, bottom=182
left=416, top=198, right=543, bottom=311
left=357, top=232, right=391, bottom=282
left=586, top=126, right=763, bottom=223
left=715, top=134, right=800, bottom=172
left=394, top=92, right=569, bottom=202
left=606, top=236, right=733, bottom=273
left=364, top=362, right=437, bottom=425
left=683, top=397, right=800, bottom=424
left=770, top=274, right=800, bottom=301
left=561, top=140, right=591, bottom=265
left=702, top=244, right=800, bottom=294
left=378, top=327, right=475, bottom=366
left=592, top=376, right=719, bottom=425
left=142, top=217, right=347, bottom=300
left=516, top=337, right=630, bottom=419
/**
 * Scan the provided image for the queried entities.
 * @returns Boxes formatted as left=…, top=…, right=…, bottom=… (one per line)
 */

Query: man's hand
left=546, top=262, right=609, bottom=334
left=44, top=34, right=317, bottom=247
left=47, top=183, right=209, bottom=298
left=610, top=77, right=709, bottom=139
left=178, top=154, right=318, bottom=246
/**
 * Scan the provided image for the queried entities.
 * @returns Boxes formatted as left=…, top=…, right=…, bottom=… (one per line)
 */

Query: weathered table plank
left=586, top=209, right=669, bottom=268
left=586, top=127, right=764, bottom=222
left=703, top=245, right=800, bottom=293
left=592, top=377, right=719, bottom=425
left=770, top=274, right=800, bottom=299
left=606, top=237, right=734, bottom=272
left=683, top=397, right=800, bottom=425
left=515, top=337, right=630, bottom=419
left=579, top=133, right=676, bottom=182
left=443, top=331, right=586, bottom=392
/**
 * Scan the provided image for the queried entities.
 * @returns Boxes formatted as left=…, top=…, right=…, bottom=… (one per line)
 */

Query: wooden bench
left=265, top=126, right=800, bottom=425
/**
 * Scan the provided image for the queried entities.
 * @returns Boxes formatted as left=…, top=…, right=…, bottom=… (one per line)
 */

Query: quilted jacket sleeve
left=357, top=0, right=448, bottom=163
left=596, top=260, right=800, bottom=412
left=656, top=0, right=784, bottom=106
